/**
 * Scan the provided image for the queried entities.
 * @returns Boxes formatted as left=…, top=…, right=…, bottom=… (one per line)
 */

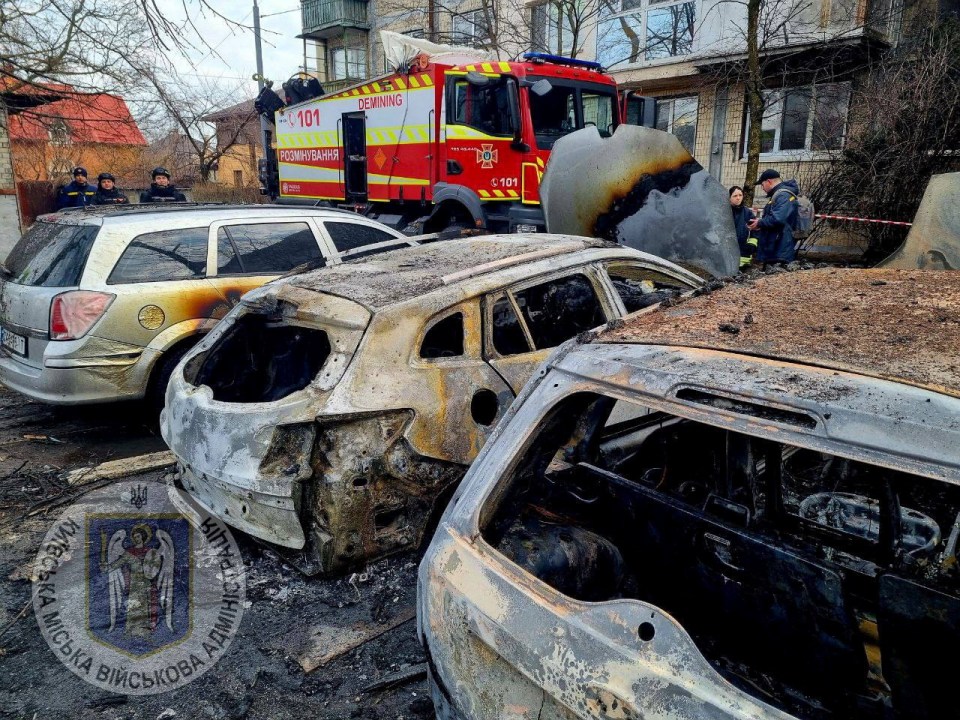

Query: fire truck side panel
left=275, top=72, right=440, bottom=202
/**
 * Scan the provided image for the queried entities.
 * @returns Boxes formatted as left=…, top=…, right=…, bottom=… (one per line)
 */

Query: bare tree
left=712, top=0, right=896, bottom=203
left=806, top=16, right=960, bottom=258
left=134, top=67, right=256, bottom=184
left=0, top=0, right=251, bottom=92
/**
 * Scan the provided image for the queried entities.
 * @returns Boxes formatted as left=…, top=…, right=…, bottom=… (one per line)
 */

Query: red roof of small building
left=8, top=90, right=146, bottom=146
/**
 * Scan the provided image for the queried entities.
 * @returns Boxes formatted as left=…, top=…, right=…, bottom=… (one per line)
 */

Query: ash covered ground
left=0, top=388, right=432, bottom=720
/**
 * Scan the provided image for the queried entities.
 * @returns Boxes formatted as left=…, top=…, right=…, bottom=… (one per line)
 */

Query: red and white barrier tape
left=815, top=213, right=912, bottom=227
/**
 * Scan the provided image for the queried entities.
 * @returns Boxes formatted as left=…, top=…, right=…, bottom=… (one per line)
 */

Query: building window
left=596, top=0, right=695, bottom=69
left=233, top=170, right=243, bottom=186
left=48, top=119, right=69, bottom=147
left=531, top=2, right=578, bottom=56
left=453, top=9, right=492, bottom=47
left=743, top=83, right=851, bottom=156
left=330, top=46, right=367, bottom=80
left=656, top=95, right=698, bottom=153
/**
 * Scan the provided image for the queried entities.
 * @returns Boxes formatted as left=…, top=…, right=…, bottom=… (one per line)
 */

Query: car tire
left=146, top=339, right=198, bottom=412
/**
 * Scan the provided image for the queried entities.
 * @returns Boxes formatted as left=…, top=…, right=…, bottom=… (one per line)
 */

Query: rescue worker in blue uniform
left=56, top=167, right=97, bottom=209
left=748, top=169, right=800, bottom=265
left=140, top=167, right=187, bottom=203
left=94, top=173, right=129, bottom=205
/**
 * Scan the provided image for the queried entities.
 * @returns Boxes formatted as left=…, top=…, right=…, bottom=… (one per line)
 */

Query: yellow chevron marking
left=394, top=77, right=406, bottom=90
left=362, top=85, right=371, bottom=94
left=493, top=190, right=506, bottom=198
left=481, top=63, right=493, bottom=73
left=478, top=190, right=490, bottom=198
left=388, top=131, right=398, bottom=142
left=372, top=82, right=381, bottom=92
left=421, top=74, right=433, bottom=86
left=536, top=157, right=545, bottom=168
left=351, top=89, right=359, bottom=95
left=408, top=76, right=420, bottom=88
left=499, top=61, right=511, bottom=72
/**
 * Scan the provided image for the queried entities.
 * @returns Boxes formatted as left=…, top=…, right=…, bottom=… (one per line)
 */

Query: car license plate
left=1, top=327, right=26, bottom=356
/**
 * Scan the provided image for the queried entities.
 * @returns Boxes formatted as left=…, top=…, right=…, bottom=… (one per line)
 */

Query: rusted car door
left=409, top=299, right=514, bottom=465
left=483, top=269, right=616, bottom=393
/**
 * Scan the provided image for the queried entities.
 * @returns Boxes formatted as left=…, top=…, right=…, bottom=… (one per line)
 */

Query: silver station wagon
left=0, top=204, right=405, bottom=405
left=419, top=268, right=960, bottom=720
left=160, top=235, right=702, bottom=575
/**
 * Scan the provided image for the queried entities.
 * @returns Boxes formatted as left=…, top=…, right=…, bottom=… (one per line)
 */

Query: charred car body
left=160, top=235, right=701, bottom=574
left=419, top=269, right=960, bottom=720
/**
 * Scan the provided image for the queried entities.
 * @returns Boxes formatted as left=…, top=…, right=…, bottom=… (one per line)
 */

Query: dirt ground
left=0, top=388, right=432, bottom=720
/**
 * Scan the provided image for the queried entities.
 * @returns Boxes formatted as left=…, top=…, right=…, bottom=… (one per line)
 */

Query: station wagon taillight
left=49, top=291, right=115, bottom=340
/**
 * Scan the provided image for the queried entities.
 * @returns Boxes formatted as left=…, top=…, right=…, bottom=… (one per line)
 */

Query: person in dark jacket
left=140, top=167, right=186, bottom=203
left=729, top=185, right=757, bottom=268
left=94, top=173, right=129, bottom=205
left=747, top=169, right=799, bottom=265
left=56, top=167, right=97, bottom=209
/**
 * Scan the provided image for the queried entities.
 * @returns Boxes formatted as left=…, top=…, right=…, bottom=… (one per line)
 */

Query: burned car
left=160, top=235, right=702, bottom=574
left=419, top=269, right=960, bottom=720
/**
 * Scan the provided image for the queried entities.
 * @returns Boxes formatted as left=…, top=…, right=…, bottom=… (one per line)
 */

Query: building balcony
left=320, top=77, right=365, bottom=94
left=300, top=0, right=370, bottom=39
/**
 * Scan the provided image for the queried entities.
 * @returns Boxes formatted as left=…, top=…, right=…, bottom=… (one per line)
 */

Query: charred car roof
left=281, top=234, right=627, bottom=309
left=596, top=268, right=960, bottom=399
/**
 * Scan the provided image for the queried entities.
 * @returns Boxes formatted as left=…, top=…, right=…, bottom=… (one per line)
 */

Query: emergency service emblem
left=32, top=480, right=246, bottom=695
left=477, top=143, right=498, bottom=169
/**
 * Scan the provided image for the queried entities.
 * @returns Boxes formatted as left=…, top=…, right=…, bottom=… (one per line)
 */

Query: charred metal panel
left=303, top=412, right=464, bottom=575
left=420, top=531, right=786, bottom=720
left=541, top=125, right=740, bottom=279
left=880, top=172, right=960, bottom=270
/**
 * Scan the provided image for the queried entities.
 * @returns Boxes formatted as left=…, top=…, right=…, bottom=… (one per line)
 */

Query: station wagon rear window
left=4, top=223, right=98, bottom=287
left=216, top=223, right=321, bottom=274
left=325, top=222, right=397, bottom=253
left=108, top=228, right=208, bottom=284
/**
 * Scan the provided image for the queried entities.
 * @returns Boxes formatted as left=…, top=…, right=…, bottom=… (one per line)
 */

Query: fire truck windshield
left=528, top=79, right=617, bottom=150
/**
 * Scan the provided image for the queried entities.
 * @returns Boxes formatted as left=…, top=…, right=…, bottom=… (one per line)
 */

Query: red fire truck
left=269, top=52, right=650, bottom=234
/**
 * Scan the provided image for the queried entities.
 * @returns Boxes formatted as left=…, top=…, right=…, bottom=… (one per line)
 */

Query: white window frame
left=532, top=2, right=577, bottom=56
left=742, top=82, right=851, bottom=160
left=453, top=8, right=492, bottom=47
left=655, top=95, right=698, bottom=154
left=330, top=46, right=367, bottom=81
left=595, top=0, right=696, bottom=69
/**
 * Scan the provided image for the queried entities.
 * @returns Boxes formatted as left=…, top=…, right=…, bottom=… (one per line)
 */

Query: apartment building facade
left=296, top=0, right=918, bottom=195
